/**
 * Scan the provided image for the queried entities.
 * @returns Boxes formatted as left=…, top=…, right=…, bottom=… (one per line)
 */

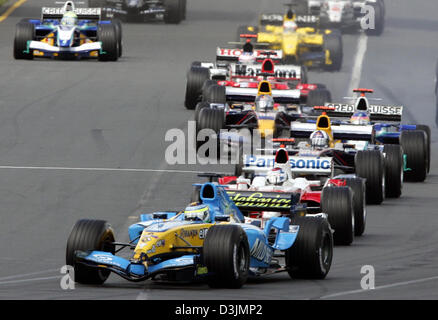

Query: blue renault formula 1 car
left=14, top=1, right=122, bottom=61
left=66, top=182, right=333, bottom=288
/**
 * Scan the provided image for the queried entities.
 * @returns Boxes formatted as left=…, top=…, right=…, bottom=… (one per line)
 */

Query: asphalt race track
left=0, top=0, right=437, bottom=300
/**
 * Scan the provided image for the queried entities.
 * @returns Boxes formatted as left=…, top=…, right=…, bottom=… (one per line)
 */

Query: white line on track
left=0, top=165, right=224, bottom=174
left=0, top=276, right=62, bottom=286
left=0, top=268, right=60, bottom=281
left=348, top=33, right=369, bottom=93
left=320, top=275, right=438, bottom=299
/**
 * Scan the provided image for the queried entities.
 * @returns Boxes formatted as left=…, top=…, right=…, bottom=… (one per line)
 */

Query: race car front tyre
left=323, top=31, right=343, bottom=71
left=196, top=108, right=225, bottom=151
left=98, top=24, right=118, bottom=61
left=415, top=125, right=431, bottom=173
left=400, top=130, right=428, bottom=182
left=14, top=22, right=35, bottom=60
left=355, top=150, right=385, bottom=204
left=306, top=88, right=332, bottom=108
left=203, top=225, right=250, bottom=288
left=163, top=0, right=183, bottom=24
left=321, top=186, right=354, bottom=245
left=194, top=102, right=209, bottom=123
left=286, top=216, right=333, bottom=279
left=185, top=66, right=210, bottom=109
left=364, top=2, right=385, bottom=36
left=197, top=107, right=225, bottom=133
left=344, top=178, right=366, bottom=236
left=203, top=84, right=226, bottom=104
left=112, top=18, right=123, bottom=58
left=201, top=80, right=218, bottom=101
left=66, top=219, right=115, bottom=285
left=383, top=144, right=403, bottom=198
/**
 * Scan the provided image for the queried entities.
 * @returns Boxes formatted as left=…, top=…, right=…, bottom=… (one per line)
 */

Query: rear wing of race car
left=216, top=47, right=283, bottom=62
left=230, top=63, right=302, bottom=80
left=226, top=189, right=301, bottom=212
left=294, top=15, right=321, bottom=27
left=241, top=154, right=333, bottom=175
left=316, top=103, right=403, bottom=122
left=290, top=121, right=374, bottom=140
left=41, top=7, right=101, bottom=21
left=225, top=86, right=301, bottom=104
left=259, top=13, right=320, bottom=28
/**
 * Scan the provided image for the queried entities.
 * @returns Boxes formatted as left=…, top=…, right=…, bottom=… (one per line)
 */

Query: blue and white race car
left=14, top=1, right=121, bottom=61
left=66, top=182, right=333, bottom=288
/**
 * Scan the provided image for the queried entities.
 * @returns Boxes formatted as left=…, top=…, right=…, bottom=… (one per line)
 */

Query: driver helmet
left=183, top=204, right=211, bottom=222
left=350, top=111, right=370, bottom=125
left=61, top=11, right=78, bottom=27
left=310, top=130, right=329, bottom=148
left=255, top=94, right=274, bottom=112
left=283, top=20, right=297, bottom=32
left=266, top=167, right=287, bottom=185
left=238, top=51, right=256, bottom=64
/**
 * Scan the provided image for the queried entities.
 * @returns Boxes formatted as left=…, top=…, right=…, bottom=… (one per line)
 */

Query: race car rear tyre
left=344, top=178, right=366, bottom=236
left=383, top=144, right=403, bottom=198
left=66, top=219, right=115, bottom=285
left=286, top=216, right=333, bottom=279
left=321, top=186, right=354, bottom=245
left=416, top=125, right=431, bottom=173
left=112, top=18, right=123, bottom=58
left=400, top=130, right=428, bottom=182
left=98, top=24, right=118, bottom=61
left=194, top=102, right=209, bottom=123
left=185, top=66, right=210, bottom=109
left=14, top=22, right=35, bottom=60
left=307, top=89, right=332, bottom=107
left=203, top=84, right=226, bottom=104
left=163, top=0, right=183, bottom=24
left=364, top=2, right=385, bottom=36
left=323, top=31, right=343, bottom=71
left=204, top=225, right=250, bottom=288
left=355, top=150, right=385, bottom=204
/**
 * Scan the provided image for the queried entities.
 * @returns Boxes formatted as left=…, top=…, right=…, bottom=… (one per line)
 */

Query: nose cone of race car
left=57, top=26, right=75, bottom=47
left=257, top=119, right=276, bottom=138
left=282, top=33, right=300, bottom=56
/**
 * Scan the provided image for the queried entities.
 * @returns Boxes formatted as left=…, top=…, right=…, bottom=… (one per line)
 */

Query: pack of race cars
left=13, top=0, right=429, bottom=289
